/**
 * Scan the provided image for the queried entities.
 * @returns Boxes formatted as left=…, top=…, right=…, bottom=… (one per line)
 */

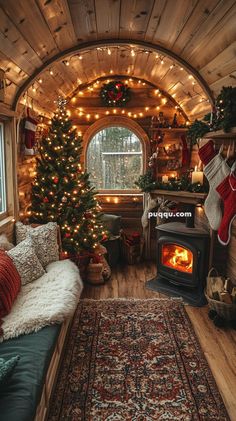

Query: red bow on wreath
left=108, top=91, right=123, bottom=101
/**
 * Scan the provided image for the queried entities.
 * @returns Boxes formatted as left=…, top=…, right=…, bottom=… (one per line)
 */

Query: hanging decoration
left=23, top=107, right=38, bottom=155
left=100, top=81, right=130, bottom=107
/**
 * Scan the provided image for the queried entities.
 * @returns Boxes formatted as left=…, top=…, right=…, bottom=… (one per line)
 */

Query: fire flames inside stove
left=162, top=244, right=193, bottom=274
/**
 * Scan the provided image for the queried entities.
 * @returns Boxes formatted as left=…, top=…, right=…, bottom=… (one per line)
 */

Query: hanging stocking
left=216, top=163, right=236, bottom=245
left=180, top=134, right=190, bottom=167
left=141, top=194, right=159, bottom=229
left=24, top=108, right=38, bottom=155
left=198, top=139, right=216, bottom=166
left=203, top=152, right=230, bottom=230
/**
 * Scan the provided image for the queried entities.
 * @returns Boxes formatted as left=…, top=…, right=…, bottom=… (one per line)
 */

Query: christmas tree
left=30, top=98, right=105, bottom=254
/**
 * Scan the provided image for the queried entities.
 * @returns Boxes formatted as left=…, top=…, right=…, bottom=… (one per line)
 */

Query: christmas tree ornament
left=203, top=152, right=230, bottom=230
left=43, top=197, right=49, bottom=203
left=53, top=176, right=59, bottom=184
left=216, top=162, right=236, bottom=245
left=61, top=196, right=67, bottom=203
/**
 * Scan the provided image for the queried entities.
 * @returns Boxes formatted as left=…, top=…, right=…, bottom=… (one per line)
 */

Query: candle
left=162, top=175, right=168, bottom=183
left=192, top=166, right=203, bottom=185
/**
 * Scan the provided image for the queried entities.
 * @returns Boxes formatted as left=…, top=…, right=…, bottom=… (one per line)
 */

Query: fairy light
left=131, top=49, right=135, bottom=57
left=107, top=48, right=111, bottom=55
left=38, top=78, right=42, bottom=84
left=49, top=69, right=54, bottom=75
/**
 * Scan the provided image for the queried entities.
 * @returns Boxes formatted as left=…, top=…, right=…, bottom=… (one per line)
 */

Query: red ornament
left=65, top=233, right=71, bottom=238
left=43, top=197, right=49, bottom=203
left=53, top=176, right=59, bottom=184
left=84, top=212, right=92, bottom=219
left=102, top=234, right=108, bottom=241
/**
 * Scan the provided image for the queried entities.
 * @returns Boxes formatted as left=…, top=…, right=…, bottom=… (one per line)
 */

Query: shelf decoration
left=135, top=170, right=207, bottom=193
left=100, top=80, right=130, bottom=107
left=187, top=86, right=236, bottom=144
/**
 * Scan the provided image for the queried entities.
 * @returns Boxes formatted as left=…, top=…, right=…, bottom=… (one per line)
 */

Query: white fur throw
left=0, top=234, right=14, bottom=251
left=1, top=260, right=83, bottom=342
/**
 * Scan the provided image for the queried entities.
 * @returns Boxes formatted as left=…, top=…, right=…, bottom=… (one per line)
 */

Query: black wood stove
left=147, top=222, right=210, bottom=306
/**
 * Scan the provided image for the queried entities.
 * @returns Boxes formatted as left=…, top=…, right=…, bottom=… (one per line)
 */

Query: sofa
left=0, top=222, right=83, bottom=421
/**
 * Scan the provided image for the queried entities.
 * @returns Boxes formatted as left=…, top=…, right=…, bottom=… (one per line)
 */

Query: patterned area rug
left=48, top=299, right=229, bottom=420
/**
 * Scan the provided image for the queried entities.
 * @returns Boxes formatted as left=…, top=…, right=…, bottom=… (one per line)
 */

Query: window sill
left=96, top=191, right=143, bottom=196
left=0, top=215, right=14, bottom=230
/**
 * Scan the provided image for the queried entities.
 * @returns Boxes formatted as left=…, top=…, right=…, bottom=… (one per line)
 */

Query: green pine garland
left=135, top=171, right=207, bottom=193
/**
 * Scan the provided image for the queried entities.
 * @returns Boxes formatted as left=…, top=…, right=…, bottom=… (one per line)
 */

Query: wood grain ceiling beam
left=12, top=39, right=214, bottom=111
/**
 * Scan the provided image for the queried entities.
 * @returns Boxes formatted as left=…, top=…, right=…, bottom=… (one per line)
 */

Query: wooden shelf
left=149, top=127, right=188, bottom=132
left=204, top=127, right=236, bottom=138
left=149, top=189, right=207, bottom=205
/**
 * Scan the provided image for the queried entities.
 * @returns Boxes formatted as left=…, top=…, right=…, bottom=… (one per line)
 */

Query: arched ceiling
left=0, top=0, right=235, bottom=119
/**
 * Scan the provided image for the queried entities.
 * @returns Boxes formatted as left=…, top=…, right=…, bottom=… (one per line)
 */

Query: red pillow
left=0, top=250, right=21, bottom=335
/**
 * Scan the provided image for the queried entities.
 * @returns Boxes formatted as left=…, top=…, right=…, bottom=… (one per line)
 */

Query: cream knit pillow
left=15, top=222, right=59, bottom=268
left=7, top=238, right=45, bottom=285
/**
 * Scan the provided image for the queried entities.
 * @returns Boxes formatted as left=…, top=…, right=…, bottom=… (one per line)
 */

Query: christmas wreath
left=100, top=81, right=130, bottom=107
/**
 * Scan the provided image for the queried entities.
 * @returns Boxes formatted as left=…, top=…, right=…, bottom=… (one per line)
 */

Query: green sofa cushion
left=0, top=324, right=61, bottom=421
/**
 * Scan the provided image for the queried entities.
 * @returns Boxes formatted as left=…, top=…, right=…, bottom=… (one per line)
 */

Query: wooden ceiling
left=0, top=0, right=235, bottom=120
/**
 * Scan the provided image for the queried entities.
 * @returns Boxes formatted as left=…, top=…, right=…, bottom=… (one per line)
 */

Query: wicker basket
left=205, top=291, right=236, bottom=321
left=87, top=262, right=104, bottom=285
left=205, top=267, right=236, bottom=321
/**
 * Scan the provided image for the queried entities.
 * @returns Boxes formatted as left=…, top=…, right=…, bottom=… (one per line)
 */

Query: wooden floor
left=81, top=261, right=236, bottom=421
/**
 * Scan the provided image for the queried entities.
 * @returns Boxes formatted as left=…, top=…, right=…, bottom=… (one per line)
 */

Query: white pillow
left=7, top=238, right=45, bottom=285
left=0, top=234, right=14, bottom=251
left=15, top=222, right=59, bottom=268
left=15, top=222, right=32, bottom=244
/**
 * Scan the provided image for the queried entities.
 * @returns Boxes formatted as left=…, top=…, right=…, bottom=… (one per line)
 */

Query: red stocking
left=216, top=165, right=236, bottom=245
left=198, top=140, right=216, bottom=166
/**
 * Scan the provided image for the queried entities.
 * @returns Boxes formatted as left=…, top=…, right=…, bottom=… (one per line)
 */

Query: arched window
left=86, top=126, right=143, bottom=191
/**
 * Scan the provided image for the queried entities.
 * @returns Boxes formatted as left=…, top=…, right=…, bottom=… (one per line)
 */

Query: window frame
left=0, top=122, right=7, bottom=220
left=83, top=117, right=149, bottom=195
left=0, top=117, right=17, bottom=227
